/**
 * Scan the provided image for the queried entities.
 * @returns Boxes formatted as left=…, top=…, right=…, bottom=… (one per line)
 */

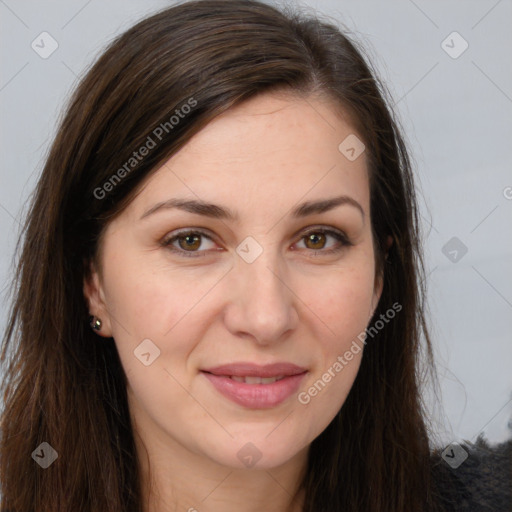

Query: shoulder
left=430, top=436, right=512, bottom=511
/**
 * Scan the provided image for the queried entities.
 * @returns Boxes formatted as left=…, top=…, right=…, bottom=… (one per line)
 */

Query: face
left=84, top=92, right=383, bottom=471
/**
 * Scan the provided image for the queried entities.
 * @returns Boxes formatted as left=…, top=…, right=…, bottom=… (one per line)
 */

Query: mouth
left=200, top=362, right=308, bottom=409
left=201, top=361, right=307, bottom=378
left=222, top=375, right=287, bottom=384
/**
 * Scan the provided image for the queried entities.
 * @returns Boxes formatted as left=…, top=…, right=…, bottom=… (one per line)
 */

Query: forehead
left=127, top=92, right=370, bottom=219
left=174, top=92, right=361, bottom=166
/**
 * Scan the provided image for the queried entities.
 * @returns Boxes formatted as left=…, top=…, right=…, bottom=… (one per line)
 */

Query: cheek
left=301, top=263, right=376, bottom=345
left=99, top=254, right=203, bottom=396
left=106, top=265, right=205, bottom=426
left=102, top=247, right=221, bottom=340
left=294, top=259, right=375, bottom=417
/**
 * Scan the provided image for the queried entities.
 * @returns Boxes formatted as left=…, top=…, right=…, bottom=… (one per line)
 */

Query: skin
left=84, top=91, right=384, bottom=512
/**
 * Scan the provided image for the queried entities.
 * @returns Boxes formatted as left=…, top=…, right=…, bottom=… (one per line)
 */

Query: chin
left=203, top=435, right=306, bottom=471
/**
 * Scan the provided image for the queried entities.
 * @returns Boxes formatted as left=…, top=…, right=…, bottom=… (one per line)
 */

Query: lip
left=201, top=362, right=307, bottom=378
left=200, top=362, right=308, bottom=409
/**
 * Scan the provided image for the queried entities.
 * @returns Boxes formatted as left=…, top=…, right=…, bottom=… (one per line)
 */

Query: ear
left=384, top=235, right=393, bottom=260
left=369, top=235, right=393, bottom=320
left=83, top=260, right=113, bottom=337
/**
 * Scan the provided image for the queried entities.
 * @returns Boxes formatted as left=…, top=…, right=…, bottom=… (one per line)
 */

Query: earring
left=89, top=315, right=102, bottom=331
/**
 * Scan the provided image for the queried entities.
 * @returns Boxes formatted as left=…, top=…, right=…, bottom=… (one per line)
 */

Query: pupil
left=181, top=234, right=200, bottom=250
left=307, top=233, right=325, bottom=249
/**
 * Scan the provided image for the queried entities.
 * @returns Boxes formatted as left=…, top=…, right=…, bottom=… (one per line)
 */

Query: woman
left=0, top=1, right=509, bottom=511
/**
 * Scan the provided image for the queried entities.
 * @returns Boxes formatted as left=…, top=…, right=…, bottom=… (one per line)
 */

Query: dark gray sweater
left=431, top=437, right=512, bottom=511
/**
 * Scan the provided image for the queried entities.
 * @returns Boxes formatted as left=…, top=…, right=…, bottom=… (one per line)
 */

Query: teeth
left=245, top=376, right=265, bottom=385
left=229, top=375, right=285, bottom=384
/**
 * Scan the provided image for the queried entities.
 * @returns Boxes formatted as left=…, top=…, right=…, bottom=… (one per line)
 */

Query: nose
left=222, top=251, right=299, bottom=346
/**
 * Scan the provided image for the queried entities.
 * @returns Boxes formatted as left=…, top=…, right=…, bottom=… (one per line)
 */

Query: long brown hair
left=1, top=1, right=441, bottom=510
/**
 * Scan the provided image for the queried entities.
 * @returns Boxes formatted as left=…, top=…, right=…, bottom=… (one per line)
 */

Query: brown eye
left=161, top=229, right=218, bottom=257
left=304, top=232, right=327, bottom=250
left=296, top=228, right=352, bottom=255
left=177, top=233, right=202, bottom=251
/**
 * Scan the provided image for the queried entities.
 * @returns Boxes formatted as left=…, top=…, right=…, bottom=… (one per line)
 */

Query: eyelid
left=161, top=225, right=352, bottom=257
left=296, top=225, right=350, bottom=242
left=160, top=228, right=219, bottom=257
left=294, top=226, right=352, bottom=253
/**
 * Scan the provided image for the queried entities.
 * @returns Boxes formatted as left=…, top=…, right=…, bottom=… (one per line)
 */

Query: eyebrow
left=140, top=195, right=365, bottom=221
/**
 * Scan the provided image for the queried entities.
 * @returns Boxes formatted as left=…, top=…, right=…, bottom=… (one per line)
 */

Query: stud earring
left=89, top=315, right=102, bottom=331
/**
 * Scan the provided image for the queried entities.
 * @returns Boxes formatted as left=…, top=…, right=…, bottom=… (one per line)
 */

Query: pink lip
left=200, top=362, right=308, bottom=409
left=201, top=362, right=307, bottom=378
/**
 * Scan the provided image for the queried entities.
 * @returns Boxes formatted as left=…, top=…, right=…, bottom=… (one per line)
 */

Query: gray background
left=1, top=0, right=511, bottom=447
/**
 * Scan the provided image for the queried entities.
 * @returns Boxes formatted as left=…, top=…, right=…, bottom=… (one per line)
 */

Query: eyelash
left=160, top=227, right=353, bottom=258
